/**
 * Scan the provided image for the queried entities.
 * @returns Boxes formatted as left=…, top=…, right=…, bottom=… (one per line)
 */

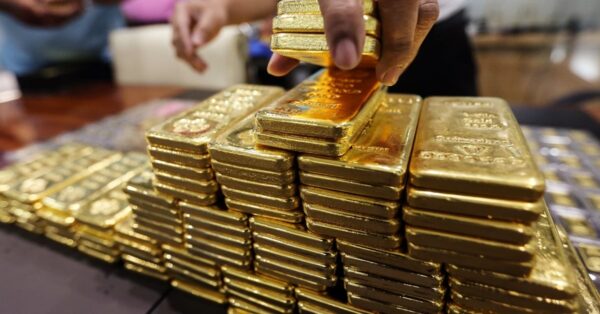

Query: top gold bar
left=146, top=85, right=284, bottom=154
left=255, top=69, right=383, bottom=140
left=298, top=94, right=421, bottom=186
left=277, top=0, right=376, bottom=16
left=273, top=14, right=380, bottom=38
left=409, top=97, right=545, bottom=201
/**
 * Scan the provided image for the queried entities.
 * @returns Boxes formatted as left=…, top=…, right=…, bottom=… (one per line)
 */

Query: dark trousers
left=390, top=9, right=478, bottom=97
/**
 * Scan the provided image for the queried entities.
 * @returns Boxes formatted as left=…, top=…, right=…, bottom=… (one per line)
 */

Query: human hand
left=268, top=0, right=440, bottom=86
left=171, top=0, right=229, bottom=72
left=1, top=0, right=84, bottom=27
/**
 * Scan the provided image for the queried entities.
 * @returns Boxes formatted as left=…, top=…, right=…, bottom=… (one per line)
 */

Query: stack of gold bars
left=210, top=114, right=302, bottom=224
left=145, top=85, right=284, bottom=207
left=298, top=94, right=419, bottom=251
left=271, top=0, right=380, bottom=67
left=404, top=97, right=580, bottom=312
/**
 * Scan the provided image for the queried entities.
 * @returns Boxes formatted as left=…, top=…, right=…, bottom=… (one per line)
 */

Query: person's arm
left=172, top=0, right=276, bottom=72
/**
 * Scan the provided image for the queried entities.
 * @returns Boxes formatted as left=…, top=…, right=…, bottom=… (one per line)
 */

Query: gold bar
left=223, top=189, right=300, bottom=211
left=215, top=173, right=296, bottom=198
left=298, top=94, right=421, bottom=186
left=181, top=202, right=247, bottom=226
left=46, top=230, right=77, bottom=247
left=336, top=240, right=441, bottom=276
left=131, top=205, right=182, bottom=226
left=406, top=225, right=534, bottom=262
left=78, top=227, right=116, bottom=248
left=255, top=68, right=383, bottom=140
left=134, top=215, right=183, bottom=236
left=273, top=14, right=379, bottom=37
left=184, top=215, right=251, bottom=239
left=451, top=291, right=538, bottom=314
left=78, top=245, right=119, bottom=263
left=124, top=173, right=175, bottom=208
left=80, top=239, right=120, bottom=256
left=128, top=198, right=178, bottom=218
left=186, top=244, right=252, bottom=269
left=221, top=266, right=294, bottom=295
left=345, top=280, right=444, bottom=313
left=342, top=253, right=443, bottom=288
left=123, top=254, right=167, bottom=273
left=134, top=223, right=183, bottom=245
left=114, top=215, right=158, bottom=245
left=146, top=85, right=284, bottom=153
left=124, top=262, right=169, bottom=281
left=147, top=146, right=211, bottom=169
left=255, top=262, right=331, bottom=292
left=403, top=206, right=533, bottom=244
left=171, top=280, right=227, bottom=304
left=407, top=186, right=542, bottom=224
left=277, top=0, right=376, bottom=16
left=303, top=203, right=400, bottom=235
left=306, top=217, right=401, bottom=250
left=343, top=268, right=445, bottom=301
left=162, top=243, right=216, bottom=268
left=255, top=254, right=336, bottom=286
left=250, top=217, right=334, bottom=250
left=300, top=186, right=398, bottom=219
left=186, top=236, right=251, bottom=260
left=165, top=262, right=220, bottom=288
left=407, top=242, right=533, bottom=277
left=295, top=289, right=371, bottom=314
left=151, top=159, right=214, bottom=181
left=271, top=34, right=380, bottom=68
left=212, top=160, right=295, bottom=185
left=227, top=297, right=284, bottom=314
left=154, top=171, right=219, bottom=194
left=409, top=97, right=545, bottom=201
left=254, top=243, right=336, bottom=274
left=153, top=182, right=217, bottom=206
left=186, top=227, right=252, bottom=248
left=224, top=279, right=295, bottom=309
left=255, top=131, right=353, bottom=157
left=229, top=200, right=305, bottom=224
left=121, top=246, right=162, bottom=264
left=347, top=293, right=434, bottom=314
left=75, top=189, right=132, bottom=230
left=209, top=114, right=295, bottom=172
left=225, top=288, right=294, bottom=314
left=300, top=172, right=401, bottom=201
left=252, top=232, right=337, bottom=264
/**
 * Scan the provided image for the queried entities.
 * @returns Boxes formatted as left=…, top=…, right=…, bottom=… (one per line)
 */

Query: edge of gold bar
left=407, top=186, right=542, bottom=224
left=171, top=280, right=227, bottom=304
left=450, top=291, right=540, bottom=314
left=226, top=198, right=304, bottom=224
left=215, top=173, right=296, bottom=198
left=163, top=244, right=216, bottom=268
left=254, top=255, right=337, bottom=287
left=151, top=159, right=214, bottom=181
left=254, top=243, right=336, bottom=274
left=211, top=160, right=295, bottom=185
left=224, top=279, right=295, bottom=308
left=154, top=171, right=219, bottom=194
left=253, top=232, right=337, bottom=264
left=277, top=0, right=375, bottom=15
left=146, top=85, right=285, bottom=153
left=300, top=171, right=401, bottom=201
left=272, top=34, right=380, bottom=67
left=78, top=244, right=119, bottom=263
left=255, top=131, right=353, bottom=157
left=153, top=182, right=217, bottom=206
left=222, top=265, right=294, bottom=295
left=184, top=216, right=251, bottom=239
left=295, top=289, right=370, bottom=314
left=300, top=186, right=399, bottom=219
left=298, top=94, right=421, bottom=186
left=222, top=186, right=299, bottom=211
left=124, top=262, right=169, bottom=281
left=186, top=244, right=252, bottom=269
left=304, top=203, right=400, bottom=235
left=273, top=14, right=379, bottom=37
left=225, top=288, right=294, bottom=314
left=306, top=217, right=401, bottom=250
left=345, top=280, right=444, bottom=313
left=250, top=217, right=334, bottom=250
left=147, top=146, right=211, bottom=168
left=186, top=227, right=251, bottom=248
left=255, top=68, right=383, bottom=140
left=346, top=293, right=434, bottom=314
left=409, top=97, right=545, bottom=201
left=181, top=202, right=247, bottom=226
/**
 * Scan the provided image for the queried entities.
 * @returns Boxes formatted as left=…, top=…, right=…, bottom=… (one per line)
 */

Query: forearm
left=224, top=0, right=277, bottom=25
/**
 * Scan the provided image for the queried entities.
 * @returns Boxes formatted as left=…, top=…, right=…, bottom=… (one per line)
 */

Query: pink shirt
left=121, top=0, right=177, bottom=23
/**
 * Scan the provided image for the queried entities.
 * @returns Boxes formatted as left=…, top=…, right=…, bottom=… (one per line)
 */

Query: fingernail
left=381, top=66, right=403, bottom=86
left=333, top=38, right=360, bottom=70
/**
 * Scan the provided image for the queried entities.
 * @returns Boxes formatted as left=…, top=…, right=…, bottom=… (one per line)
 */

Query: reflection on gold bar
left=403, top=206, right=533, bottom=244
left=184, top=215, right=251, bottom=239
left=154, top=171, right=219, bottom=194
left=450, top=290, right=538, bottom=314
left=298, top=94, right=421, bottom=186
left=216, top=174, right=296, bottom=198
left=409, top=97, right=545, bottom=201
left=154, top=182, right=217, bottom=206
left=225, top=287, right=294, bottom=314
left=271, top=34, right=380, bottom=68
left=147, top=146, right=211, bottom=169
left=186, top=228, right=251, bottom=249
left=253, top=232, right=337, bottom=264
left=78, top=244, right=119, bottom=263
left=212, top=160, right=295, bottom=185
left=277, top=0, right=376, bottom=16
left=181, top=202, right=247, bottom=226
left=224, top=278, right=295, bottom=309
left=304, top=203, right=400, bottom=235
left=172, top=280, right=228, bottom=304
left=209, top=115, right=295, bottom=171
left=76, top=189, right=132, bottom=230
left=346, top=287, right=442, bottom=313
left=250, top=217, right=334, bottom=250
left=186, top=236, right=251, bottom=260
left=273, top=14, right=379, bottom=37
left=46, top=230, right=77, bottom=247
left=163, top=243, right=216, bottom=268
left=222, top=266, right=294, bottom=295
left=256, top=68, right=382, bottom=140
left=132, top=206, right=181, bottom=226
left=407, top=187, right=542, bottom=224
left=300, top=186, right=399, bottom=219
left=134, top=223, right=183, bottom=245
left=300, top=172, right=401, bottom=201
left=151, top=159, right=214, bottom=181
left=166, top=263, right=220, bottom=288
left=254, top=243, right=336, bottom=275
left=295, top=291, right=370, bottom=314
left=255, top=131, right=353, bottom=157
left=222, top=187, right=299, bottom=211
left=306, top=217, right=401, bottom=250
left=255, top=260, right=334, bottom=291
left=186, top=244, right=252, bottom=269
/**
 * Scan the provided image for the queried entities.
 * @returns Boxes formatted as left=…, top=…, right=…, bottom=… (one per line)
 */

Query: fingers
left=190, top=3, right=226, bottom=47
left=377, top=0, right=438, bottom=86
left=172, top=1, right=194, bottom=56
left=267, top=53, right=300, bottom=76
left=318, top=0, right=365, bottom=70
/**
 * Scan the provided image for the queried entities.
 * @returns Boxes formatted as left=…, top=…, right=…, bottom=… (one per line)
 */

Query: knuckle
left=419, top=0, right=440, bottom=22
left=387, top=39, right=413, bottom=55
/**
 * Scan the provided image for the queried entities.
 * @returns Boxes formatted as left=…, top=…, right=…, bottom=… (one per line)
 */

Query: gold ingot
left=209, top=115, right=295, bottom=172
left=146, top=85, right=284, bottom=153
left=215, top=173, right=296, bottom=198
left=186, top=244, right=252, bottom=269
left=37, top=207, right=74, bottom=228
left=407, top=187, right=542, bottom=224
left=75, top=189, right=132, bottom=230
left=343, top=268, right=445, bottom=301
left=46, top=230, right=77, bottom=248
left=573, top=173, right=599, bottom=189
left=250, top=217, right=334, bottom=250
left=186, top=227, right=252, bottom=249
left=298, top=94, right=421, bottom=186
left=152, top=159, right=214, bottom=181
left=124, top=185, right=174, bottom=210
left=255, top=254, right=336, bottom=286
left=303, top=203, right=400, bottom=235
left=273, top=14, right=379, bottom=37
left=557, top=213, right=598, bottom=238
left=409, top=97, right=545, bottom=201
left=114, top=215, right=158, bottom=245
left=347, top=294, right=429, bottom=314
left=300, top=172, right=401, bottom=201
left=406, top=225, right=534, bottom=262
left=222, top=266, right=293, bottom=295
left=345, top=280, right=444, bottom=313
left=223, top=192, right=300, bottom=215
left=15, top=220, right=44, bottom=234
left=163, top=243, right=216, bottom=268
left=78, top=244, right=119, bottom=263
left=337, top=240, right=440, bottom=276
left=132, top=205, right=181, bottom=226
left=548, top=191, right=578, bottom=208
left=255, top=130, right=353, bottom=157
left=123, top=254, right=167, bottom=273
left=295, top=291, right=370, bottom=314
left=134, top=215, right=183, bottom=236
left=587, top=194, right=600, bottom=211
left=253, top=232, right=337, bottom=264
left=277, top=0, right=376, bottom=15
left=186, top=236, right=251, bottom=260
left=255, top=68, right=382, bottom=140
left=153, top=182, right=217, bottom=206
left=451, top=291, right=539, bottom=314
left=121, top=246, right=162, bottom=265
left=254, top=243, right=336, bottom=275
left=166, top=262, right=221, bottom=289
left=124, top=262, right=169, bottom=281
left=407, top=242, right=533, bottom=277
left=154, top=171, right=218, bottom=194
left=171, top=280, right=227, bottom=304
left=225, top=288, right=294, bottom=314
left=184, top=215, right=251, bottom=239
left=78, top=228, right=116, bottom=249
left=255, top=261, right=331, bottom=292
left=306, top=217, right=401, bottom=250
left=271, top=34, right=380, bottom=68
left=0, top=210, right=14, bottom=224
left=404, top=206, right=533, bottom=244
left=342, top=253, right=443, bottom=288
left=577, top=242, right=600, bottom=273
left=228, top=296, right=287, bottom=314
left=224, top=279, right=295, bottom=309
left=147, top=146, right=211, bottom=168
left=134, top=223, right=183, bottom=245
left=212, top=160, right=295, bottom=185
left=128, top=198, right=178, bottom=219
left=300, top=186, right=398, bottom=219
left=79, top=239, right=120, bottom=256
left=180, top=201, right=247, bottom=226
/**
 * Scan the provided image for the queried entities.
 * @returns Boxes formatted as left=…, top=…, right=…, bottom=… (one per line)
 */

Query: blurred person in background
left=172, top=0, right=477, bottom=97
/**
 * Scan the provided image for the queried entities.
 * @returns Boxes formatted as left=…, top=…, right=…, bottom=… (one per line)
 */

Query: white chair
left=110, top=25, right=247, bottom=89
